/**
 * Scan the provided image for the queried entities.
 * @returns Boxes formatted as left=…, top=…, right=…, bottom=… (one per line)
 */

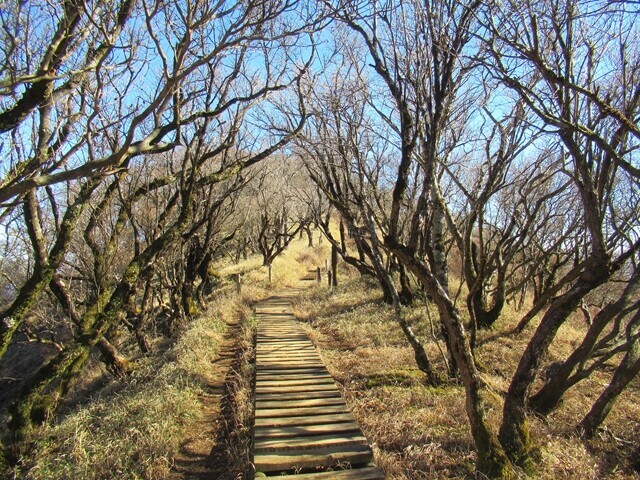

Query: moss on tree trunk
left=499, top=267, right=610, bottom=467
left=0, top=179, right=100, bottom=359
left=97, top=338, right=133, bottom=378
left=386, top=237, right=515, bottom=478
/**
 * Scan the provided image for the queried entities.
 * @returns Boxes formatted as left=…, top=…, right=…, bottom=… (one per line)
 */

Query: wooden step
left=258, top=350, right=319, bottom=355
left=258, top=338, right=310, bottom=342
left=257, top=378, right=335, bottom=387
left=254, top=431, right=369, bottom=453
left=253, top=292, right=382, bottom=479
left=256, top=384, right=337, bottom=394
left=253, top=444, right=374, bottom=473
left=256, top=367, right=329, bottom=373
left=256, top=374, right=330, bottom=381
left=256, top=405, right=350, bottom=418
left=257, top=340, right=313, bottom=343
left=255, top=413, right=356, bottom=428
left=258, top=357, right=323, bottom=363
left=257, top=346, right=316, bottom=350
left=256, top=375, right=333, bottom=384
left=256, top=397, right=345, bottom=409
left=261, top=465, right=386, bottom=479
left=255, top=391, right=342, bottom=402
left=256, top=369, right=329, bottom=377
left=258, top=360, right=324, bottom=366
left=256, top=365, right=327, bottom=371
left=254, top=422, right=362, bottom=439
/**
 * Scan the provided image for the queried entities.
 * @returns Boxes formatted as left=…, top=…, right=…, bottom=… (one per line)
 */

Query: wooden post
left=331, top=244, right=338, bottom=287
left=316, top=266, right=321, bottom=284
left=324, top=258, right=328, bottom=272
left=328, top=269, right=332, bottom=287
left=234, top=274, right=241, bottom=294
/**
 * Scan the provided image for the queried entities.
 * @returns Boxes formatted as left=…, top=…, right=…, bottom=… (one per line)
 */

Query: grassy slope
left=3, top=234, right=329, bottom=480
left=8, top=304, right=227, bottom=479
left=6, top=233, right=638, bottom=479
left=292, top=266, right=640, bottom=479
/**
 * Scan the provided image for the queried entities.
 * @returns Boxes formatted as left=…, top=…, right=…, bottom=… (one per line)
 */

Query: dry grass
left=0, top=228, right=329, bottom=480
left=213, top=304, right=258, bottom=480
left=217, top=233, right=330, bottom=299
left=293, top=270, right=640, bottom=480
left=294, top=279, right=475, bottom=479
left=7, top=231, right=637, bottom=479
left=2, top=242, right=281, bottom=480
left=6, top=299, right=232, bottom=480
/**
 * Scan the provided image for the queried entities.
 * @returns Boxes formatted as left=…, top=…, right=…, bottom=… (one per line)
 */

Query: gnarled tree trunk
left=387, top=237, right=514, bottom=478
left=577, top=314, right=640, bottom=438
left=499, top=263, right=610, bottom=468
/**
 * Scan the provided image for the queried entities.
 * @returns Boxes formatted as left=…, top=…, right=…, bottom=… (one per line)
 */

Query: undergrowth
left=15, top=231, right=631, bottom=480
left=294, top=272, right=640, bottom=480
left=5, top=300, right=229, bottom=480
left=215, top=308, right=258, bottom=480
left=1, top=232, right=330, bottom=480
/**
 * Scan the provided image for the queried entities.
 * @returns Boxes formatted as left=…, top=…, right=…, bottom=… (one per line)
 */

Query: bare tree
left=251, top=158, right=310, bottom=268
left=323, top=1, right=517, bottom=476
left=0, top=1, right=321, bottom=204
left=442, top=103, right=535, bottom=331
left=529, top=269, right=640, bottom=417
left=0, top=0, right=320, bottom=361
left=578, top=306, right=640, bottom=438
left=300, top=43, right=444, bottom=390
left=1, top=0, right=319, bottom=460
left=481, top=0, right=640, bottom=467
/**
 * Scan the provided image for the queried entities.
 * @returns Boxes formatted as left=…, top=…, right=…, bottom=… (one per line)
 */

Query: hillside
left=7, top=236, right=640, bottom=478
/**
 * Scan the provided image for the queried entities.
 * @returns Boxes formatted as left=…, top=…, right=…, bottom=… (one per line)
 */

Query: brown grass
left=210, top=303, right=257, bottom=480
left=10, top=231, right=637, bottom=479
left=293, top=270, right=640, bottom=480
left=2, top=239, right=286, bottom=480
left=5, top=300, right=231, bottom=480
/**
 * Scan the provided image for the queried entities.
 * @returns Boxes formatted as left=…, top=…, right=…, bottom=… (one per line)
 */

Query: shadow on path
left=170, top=315, right=245, bottom=480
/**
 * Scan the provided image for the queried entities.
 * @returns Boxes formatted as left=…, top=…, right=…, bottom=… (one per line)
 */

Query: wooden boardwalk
left=253, top=289, right=384, bottom=479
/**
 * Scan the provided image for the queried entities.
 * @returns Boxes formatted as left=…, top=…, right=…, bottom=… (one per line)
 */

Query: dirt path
left=170, top=315, right=244, bottom=479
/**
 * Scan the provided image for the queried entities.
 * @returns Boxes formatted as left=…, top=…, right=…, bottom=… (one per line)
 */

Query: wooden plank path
left=253, top=288, right=385, bottom=479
